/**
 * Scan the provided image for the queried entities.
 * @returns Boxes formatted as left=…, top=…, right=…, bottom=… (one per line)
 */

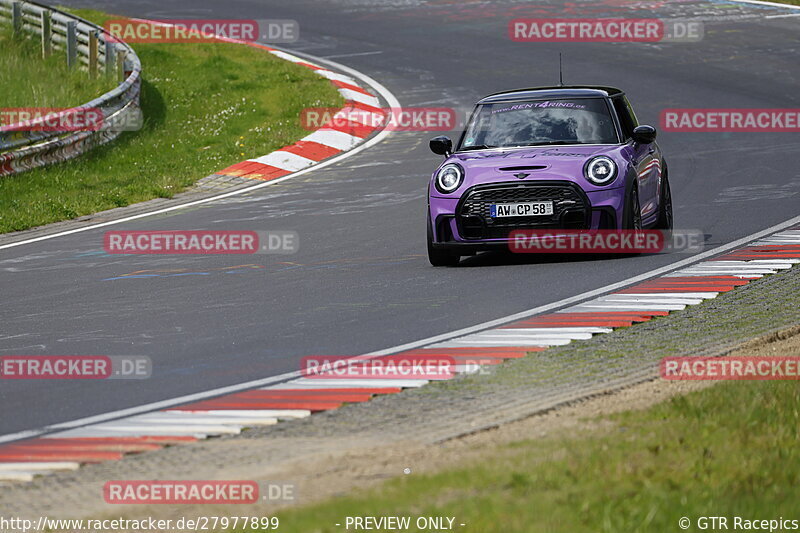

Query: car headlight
left=584, top=156, right=617, bottom=185
left=435, top=163, right=464, bottom=194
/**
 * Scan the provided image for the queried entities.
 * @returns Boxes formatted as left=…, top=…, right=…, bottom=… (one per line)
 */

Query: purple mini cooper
left=426, top=86, right=672, bottom=266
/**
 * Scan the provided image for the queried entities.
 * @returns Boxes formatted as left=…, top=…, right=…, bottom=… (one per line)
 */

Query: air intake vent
left=499, top=165, right=547, bottom=171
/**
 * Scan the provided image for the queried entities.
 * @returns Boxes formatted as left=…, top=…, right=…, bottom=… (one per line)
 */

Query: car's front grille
left=456, top=182, right=590, bottom=240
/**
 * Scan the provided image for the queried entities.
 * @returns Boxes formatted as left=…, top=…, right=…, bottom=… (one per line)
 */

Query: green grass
left=0, top=26, right=116, bottom=107
left=0, top=9, right=342, bottom=233
left=265, top=380, right=800, bottom=533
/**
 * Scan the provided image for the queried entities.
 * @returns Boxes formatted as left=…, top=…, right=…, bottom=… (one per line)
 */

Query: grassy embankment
left=0, top=9, right=342, bottom=233
left=266, top=350, right=800, bottom=532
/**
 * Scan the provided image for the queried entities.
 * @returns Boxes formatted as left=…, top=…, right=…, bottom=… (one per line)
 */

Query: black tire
left=623, top=185, right=643, bottom=230
left=653, top=164, right=674, bottom=231
left=427, top=215, right=460, bottom=267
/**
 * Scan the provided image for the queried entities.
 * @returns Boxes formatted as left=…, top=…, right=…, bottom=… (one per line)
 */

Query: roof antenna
left=558, top=52, right=564, bottom=87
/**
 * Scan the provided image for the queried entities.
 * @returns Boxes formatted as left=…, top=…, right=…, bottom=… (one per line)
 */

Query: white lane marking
left=3, top=214, right=800, bottom=446
left=729, top=259, right=800, bottom=264
left=675, top=265, right=778, bottom=271
left=430, top=338, right=573, bottom=348
left=681, top=266, right=778, bottom=271
left=710, top=263, right=797, bottom=269
left=693, top=261, right=792, bottom=269
left=124, top=414, right=278, bottom=426
left=765, top=12, right=800, bottom=18
left=756, top=235, right=800, bottom=240
left=600, top=293, right=707, bottom=300
left=338, top=89, right=381, bottom=107
left=169, top=410, right=309, bottom=419
left=598, top=296, right=704, bottom=305
left=663, top=273, right=763, bottom=278
left=454, top=330, right=597, bottom=339
left=695, top=260, right=784, bottom=266
left=315, top=69, right=358, bottom=85
left=0, top=430, right=41, bottom=444
left=454, top=334, right=591, bottom=342
left=268, top=49, right=313, bottom=64
left=489, top=327, right=612, bottom=334
left=323, top=51, right=384, bottom=59
left=0, top=48, right=401, bottom=253
left=708, top=259, right=795, bottom=264
left=563, top=303, right=687, bottom=311
left=47, top=427, right=211, bottom=438
left=303, top=129, right=362, bottom=150
left=0, top=462, right=80, bottom=471
left=249, top=151, right=316, bottom=171
left=617, top=292, right=719, bottom=299
left=726, top=0, right=800, bottom=11
left=79, top=422, right=241, bottom=434
left=673, top=269, right=775, bottom=275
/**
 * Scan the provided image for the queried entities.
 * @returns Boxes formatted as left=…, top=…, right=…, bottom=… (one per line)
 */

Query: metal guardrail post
left=41, top=10, right=51, bottom=58
left=66, top=20, right=77, bottom=69
left=11, top=1, right=21, bottom=35
left=116, top=49, right=125, bottom=82
left=88, top=30, right=98, bottom=77
left=104, top=40, right=115, bottom=77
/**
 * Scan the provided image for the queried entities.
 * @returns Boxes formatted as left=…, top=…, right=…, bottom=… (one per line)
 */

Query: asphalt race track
left=1, top=0, right=799, bottom=435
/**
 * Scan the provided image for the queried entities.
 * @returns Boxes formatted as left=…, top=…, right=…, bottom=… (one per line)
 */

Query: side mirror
left=632, top=125, right=657, bottom=145
left=430, top=136, right=453, bottom=156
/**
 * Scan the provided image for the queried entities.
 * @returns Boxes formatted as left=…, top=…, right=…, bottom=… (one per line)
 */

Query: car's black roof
left=478, top=86, right=624, bottom=104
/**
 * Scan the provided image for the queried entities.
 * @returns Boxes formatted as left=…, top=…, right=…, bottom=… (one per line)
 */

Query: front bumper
left=429, top=181, right=625, bottom=250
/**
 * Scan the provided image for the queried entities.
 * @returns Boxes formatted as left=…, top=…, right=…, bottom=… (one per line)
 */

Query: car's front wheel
left=653, top=164, right=673, bottom=230
left=427, top=215, right=460, bottom=267
left=623, top=185, right=643, bottom=230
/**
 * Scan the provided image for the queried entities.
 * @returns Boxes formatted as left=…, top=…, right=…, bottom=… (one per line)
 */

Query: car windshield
left=459, top=97, right=619, bottom=150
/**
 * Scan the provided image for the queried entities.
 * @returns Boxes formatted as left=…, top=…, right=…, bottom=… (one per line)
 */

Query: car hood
left=435, top=144, right=631, bottom=194
left=453, top=145, right=612, bottom=166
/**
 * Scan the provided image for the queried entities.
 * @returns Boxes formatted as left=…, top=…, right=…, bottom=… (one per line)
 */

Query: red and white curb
left=2, top=226, right=799, bottom=482
left=215, top=46, right=385, bottom=182
left=0, top=44, right=399, bottom=254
